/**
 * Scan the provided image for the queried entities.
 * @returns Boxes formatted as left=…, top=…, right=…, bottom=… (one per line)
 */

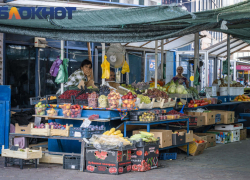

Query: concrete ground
left=1, top=139, right=250, bottom=180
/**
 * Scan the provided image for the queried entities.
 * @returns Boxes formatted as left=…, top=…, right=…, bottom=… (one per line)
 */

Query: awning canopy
left=2, top=1, right=250, bottom=43
left=121, top=34, right=204, bottom=51
left=205, top=38, right=250, bottom=58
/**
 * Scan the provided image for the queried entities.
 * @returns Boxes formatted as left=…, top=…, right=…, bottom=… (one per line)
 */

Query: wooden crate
left=50, top=124, right=73, bottom=137
left=1, top=145, right=42, bottom=160
left=161, top=97, right=177, bottom=108
left=15, top=123, right=31, bottom=134
left=30, top=123, right=51, bottom=136
left=152, top=98, right=164, bottom=108
left=39, top=153, right=63, bottom=164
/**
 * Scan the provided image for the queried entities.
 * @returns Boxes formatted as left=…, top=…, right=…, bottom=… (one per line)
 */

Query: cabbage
left=168, top=85, right=176, bottom=94
left=183, top=90, right=188, bottom=94
left=176, top=85, right=185, bottom=94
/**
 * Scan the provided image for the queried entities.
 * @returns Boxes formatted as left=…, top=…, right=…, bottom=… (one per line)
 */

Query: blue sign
left=149, top=59, right=155, bottom=71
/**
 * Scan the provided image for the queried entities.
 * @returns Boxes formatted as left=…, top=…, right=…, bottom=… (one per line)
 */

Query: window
left=6, top=45, right=35, bottom=108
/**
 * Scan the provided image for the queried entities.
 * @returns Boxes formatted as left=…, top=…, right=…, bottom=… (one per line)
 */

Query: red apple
left=129, top=95, right=133, bottom=99
left=128, top=92, right=132, bottom=95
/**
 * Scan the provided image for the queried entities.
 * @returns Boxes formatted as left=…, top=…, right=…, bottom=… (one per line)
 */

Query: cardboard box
left=189, top=116, right=205, bottom=126
left=86, top=160, right=131, bottom=175
left=240, top=129, right=247, bottom=140
left=215, top=123, right=243, bottom=131
left=178, top=134, right=207, bottom=156
left=15, top=123, right=31, bottom=134
left=133, top=129, right=172, bottom=148
left=86, top=148, right=131, bottom=163
left=194, top=133, right=216, bottom=148
left=187, top=112, right=215, bottom=125
left=207, top=130, right=231, bottom=144
left=230, top=129, right=240, bottom=142
left=131, top=157, right=158, bottom=170
left=212, top=110, right=234, bottom=124
left=176, top=129, right=193, bottom=143
left=131, top=145, right=159, bottom=159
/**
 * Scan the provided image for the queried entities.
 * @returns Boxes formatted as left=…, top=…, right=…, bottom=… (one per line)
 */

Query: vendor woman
left=172, top=66, right=189, bottom=88
left=56, top=59, right=96, bottom=94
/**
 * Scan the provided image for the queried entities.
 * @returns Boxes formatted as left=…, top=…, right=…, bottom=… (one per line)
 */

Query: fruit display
left=167, top=110, right=186, bottom=117
left=88, top=92, right=99, bottom=108
left=121, top=84, right=135, bottom=92
left=130, top=131, right=158, bottom=142
left=99, top=85, right=110, bottom=95
left=48, top=96, right=57, bottom=100
left=35, top=102, right=46, bottom=115
left=46, top=108, right=58, bottom=116
left=131, top=81, right=149, bottom=90
left=89, top=129, right=132, bottom=149
left=103, top=128, right=123, bottom=137
left=121, top=92, right=136, bottom=109
left=59, top=90, right=80, bottom=99
left=139, top=112, right=155, bottom=122
left=137, top=95, right=151, bottom=104
left=188, top=99, right=209, bottom=108
left=234, top=94, right=250, bottom=101
left=61, top=103, right=71, bottom=118
left=108, top=91, right=120, bottom=108
left=98, top=95, right=108, bottom=108
left=144, top=89, right=169, bottom=102
left=33, top=122, right=66, bottom=129
left=76, top=93, right=88, bottom=100
left=39, top=98, right=46, bottom=101
left=193, top=138, right=205, bottom=144
left=70, top=104, right=82, bottom=118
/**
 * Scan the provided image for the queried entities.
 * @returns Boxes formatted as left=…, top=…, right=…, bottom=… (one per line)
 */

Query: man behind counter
left=105, top=69, right=116, bottom=82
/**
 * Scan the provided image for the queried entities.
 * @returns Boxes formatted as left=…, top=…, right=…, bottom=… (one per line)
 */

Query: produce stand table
left=123, top=117, right=190, bottom=156
left=9, top=133, right=85, bottom=171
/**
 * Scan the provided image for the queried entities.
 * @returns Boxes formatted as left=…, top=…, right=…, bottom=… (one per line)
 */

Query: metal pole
left=161, top=40, right=164, bottom=80
left=38, top=48, right=41, bottom=97
left=101, top=43, right=105, bottom=85
left=60, top=40, right=64, bottom=94
left=227, top=34, right=230, bottom=95
left=194, top=33, right=199, bottom=89
left=214, top=57, right=218, bottom=80
left=155, top=41, right=158, bottom=88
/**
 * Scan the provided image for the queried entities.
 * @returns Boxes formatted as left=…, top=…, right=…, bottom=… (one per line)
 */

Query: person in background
left=172, top=66, right=189, bottom=88
left=105, top=69, right=116, bottom=82
left=56, top=59, right=94, bottom=94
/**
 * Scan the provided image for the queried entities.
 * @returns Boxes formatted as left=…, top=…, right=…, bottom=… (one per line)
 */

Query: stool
left=4, top=157, right=38, bottom=169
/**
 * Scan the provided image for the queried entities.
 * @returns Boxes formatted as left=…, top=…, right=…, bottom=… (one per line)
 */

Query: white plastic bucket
left=220, top=87, right=228, bottom=96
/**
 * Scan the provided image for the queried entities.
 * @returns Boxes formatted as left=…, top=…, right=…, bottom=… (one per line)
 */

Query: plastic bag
left=194, top=66, right=200, bottom=86
left=50, top=56, right=62, bottom=77
left=55, top=58, right=69, bottom=84
left=89, top=134, right=131, bottom=151
left=101, top=55, right=110, bottom=79
left=121, top=60, right=130, bottom=74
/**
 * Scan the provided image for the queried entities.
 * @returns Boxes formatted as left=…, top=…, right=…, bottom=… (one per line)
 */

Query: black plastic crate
left=63, top=155, right=80, bottom=170
left=172, top=133, right=186, bottom=145
left=57, top=98, right=72, bottom=104
left=30, top=97, right=46, bottom=105
left=130, top=115, right=139, bottom=121
left=69, top=127, right=105, bottom=138
left=46, top=94, right=57, bottom=104
left=4, top=157, right=38, bottom=169
left=135, top=138, right=160, bottom=148
left=130, top=111, right=144, bottom=116
left=74, top=99, right=88, bottom=106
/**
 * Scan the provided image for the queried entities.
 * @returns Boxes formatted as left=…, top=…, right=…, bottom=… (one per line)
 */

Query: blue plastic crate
left=69, top=127, right=105, bottom=138
left=159, top=153, right=177, bottom=160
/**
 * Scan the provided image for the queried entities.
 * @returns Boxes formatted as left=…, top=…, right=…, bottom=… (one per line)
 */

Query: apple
left=129, top=95, right=133, bottom=99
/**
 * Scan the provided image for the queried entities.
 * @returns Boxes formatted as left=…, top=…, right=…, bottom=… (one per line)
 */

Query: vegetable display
left=35, top=102, right=46, bottom=115
left=130, top=131, right=158, bottom=142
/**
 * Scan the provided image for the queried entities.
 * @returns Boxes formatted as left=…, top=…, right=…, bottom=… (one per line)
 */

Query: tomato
left=136, top=150, right=143, bottom=156
left=155, top=149, right=159, bottom=155
left=190, top=100, right=194, bottom=104
left=201, top=99, right=205, bottom=103
left=87, top=165, right=95, bottom=172
left=190, top=104, right=194, bottom=108
left=196, top=103, right=200, bottom=106
left=132, top=164, right=138, bottom=171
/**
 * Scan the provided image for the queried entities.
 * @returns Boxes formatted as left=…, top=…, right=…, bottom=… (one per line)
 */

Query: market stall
left=2, top=1, right=250, bottom=174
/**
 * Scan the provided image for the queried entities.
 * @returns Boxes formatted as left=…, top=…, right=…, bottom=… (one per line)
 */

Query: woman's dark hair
left=80, top=59, right=92, bottom=69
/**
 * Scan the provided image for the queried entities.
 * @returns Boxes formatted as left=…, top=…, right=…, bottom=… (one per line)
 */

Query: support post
left=227, top=35, right=230, bottom=95
left=101, top=43, right=105, bottom=85
left=87, top=42, right=94, bottom=80
left=155, top=41, right=158, bottom=88
left=61, top=40, right=64, bottom=94
left=194, top=33, right=199, bottom=90
left=161, top=40, right=164, bottom=80
left=214, top=57, right=218, bottom=80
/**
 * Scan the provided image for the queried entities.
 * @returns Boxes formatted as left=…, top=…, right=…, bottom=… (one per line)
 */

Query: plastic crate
left=244, top=109, right=250, bottom=113
left=46, top=94, right=57, bottom=104
left=159, top=153, right=177, bottom=160
left=30, top=97, right=46, bottom=105
left=69, top=127, right=105, bottom=138
left=135, top=138, right=160, bottom=147
left=74, top=99, right=88, bottom=106
left=57, top=98, right=72, bottom=104
left=63, top=155, right=80, bottom=170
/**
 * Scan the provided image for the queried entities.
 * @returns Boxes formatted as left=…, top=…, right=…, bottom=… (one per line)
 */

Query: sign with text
left=236, top=65, right=250, bottom=71
left=149, top=59, right=155, bottom=71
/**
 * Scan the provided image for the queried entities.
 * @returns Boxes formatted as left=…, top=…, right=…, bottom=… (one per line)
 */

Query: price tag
left=34, top=117, right=42, bottom=127
left=74, top=132, right=81, bottom=137
left=10, top=146, right=19, bottom=151
left=80, top=119, right=91, bottom=128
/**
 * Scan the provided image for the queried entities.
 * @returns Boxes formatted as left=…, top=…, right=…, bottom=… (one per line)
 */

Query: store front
left=236, top=65, right=250, bottom=86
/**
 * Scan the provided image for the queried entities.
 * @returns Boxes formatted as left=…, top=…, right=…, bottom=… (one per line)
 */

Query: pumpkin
left=136, top=150, right=143, bottom=156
